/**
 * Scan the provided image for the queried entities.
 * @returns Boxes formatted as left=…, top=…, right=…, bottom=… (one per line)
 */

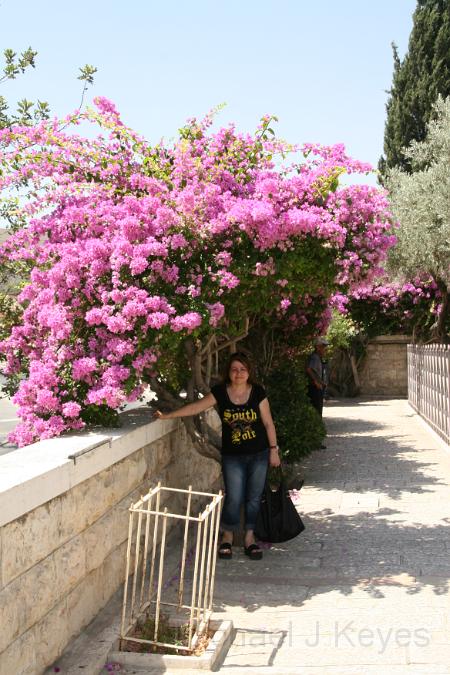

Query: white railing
left=407, top=344, right=450, bottom=445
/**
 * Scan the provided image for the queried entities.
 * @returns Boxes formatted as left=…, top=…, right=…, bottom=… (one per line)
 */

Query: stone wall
left=0, top=409, right=221, bottom=675
left=358, top=335, right=411, bottom=397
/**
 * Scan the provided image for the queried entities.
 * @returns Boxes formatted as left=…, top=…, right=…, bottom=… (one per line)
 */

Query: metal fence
left=407, top=344, right=450, bottom=445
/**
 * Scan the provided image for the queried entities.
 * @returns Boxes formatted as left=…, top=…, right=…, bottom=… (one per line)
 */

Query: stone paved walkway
left=210, top=398, right=450, bottom=674
left=49, top=398, right=450, bottom=674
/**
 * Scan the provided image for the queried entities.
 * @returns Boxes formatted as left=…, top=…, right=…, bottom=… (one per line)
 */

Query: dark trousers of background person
left=308, top=384, right=324, bottom=418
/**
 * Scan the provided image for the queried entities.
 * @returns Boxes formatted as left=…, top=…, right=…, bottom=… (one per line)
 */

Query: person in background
left=154, top=352, right=281, bottom=561
left=306, top=337, right=329, bottom=448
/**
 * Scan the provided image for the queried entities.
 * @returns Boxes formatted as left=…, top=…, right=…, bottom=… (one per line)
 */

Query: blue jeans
left=221, top=449, right=269, bottom=532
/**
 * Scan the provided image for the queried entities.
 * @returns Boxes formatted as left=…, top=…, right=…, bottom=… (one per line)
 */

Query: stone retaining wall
left=359, top=335, right=411, bottom=397
left=0, top=409, right=221, bottom=675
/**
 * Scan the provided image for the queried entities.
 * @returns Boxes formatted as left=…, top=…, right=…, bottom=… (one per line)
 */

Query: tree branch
left=150, top=369, right=222, bottom=463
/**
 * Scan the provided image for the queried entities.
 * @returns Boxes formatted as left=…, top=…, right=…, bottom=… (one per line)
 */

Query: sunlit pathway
left=211, top=398, right=450, bottom=674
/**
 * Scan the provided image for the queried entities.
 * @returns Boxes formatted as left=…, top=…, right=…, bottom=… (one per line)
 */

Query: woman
left=154, top=352, right=281, bottom=560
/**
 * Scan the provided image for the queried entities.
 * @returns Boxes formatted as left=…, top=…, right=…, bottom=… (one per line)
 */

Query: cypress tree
left=379, top=0, right=450, bottom=176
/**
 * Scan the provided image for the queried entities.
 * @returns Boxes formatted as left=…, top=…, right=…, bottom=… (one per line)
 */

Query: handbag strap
left=267, top=463, right=287, bottom=485
left=265, top=464, right=288, bottom=498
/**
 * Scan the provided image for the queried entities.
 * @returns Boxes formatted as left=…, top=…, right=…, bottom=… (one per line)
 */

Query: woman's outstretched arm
left=154, top=392, right=217, bottom=420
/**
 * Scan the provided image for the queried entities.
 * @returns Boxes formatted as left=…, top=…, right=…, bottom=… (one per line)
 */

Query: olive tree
left=386, top=95, right=450, bottom=340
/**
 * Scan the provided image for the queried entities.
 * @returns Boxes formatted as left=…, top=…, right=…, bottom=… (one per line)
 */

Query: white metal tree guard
left=121, top=483, right=223, bottom=654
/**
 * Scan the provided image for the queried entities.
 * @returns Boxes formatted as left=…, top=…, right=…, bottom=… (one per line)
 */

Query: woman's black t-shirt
left=210, top=383, right=269, bottom=455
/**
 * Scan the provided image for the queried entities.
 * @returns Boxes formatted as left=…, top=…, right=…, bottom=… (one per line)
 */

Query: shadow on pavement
left=212, top=398, right=450, bottom=613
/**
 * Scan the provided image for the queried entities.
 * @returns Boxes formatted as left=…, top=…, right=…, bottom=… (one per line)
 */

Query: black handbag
left=255, top=471, right=305, bottom=543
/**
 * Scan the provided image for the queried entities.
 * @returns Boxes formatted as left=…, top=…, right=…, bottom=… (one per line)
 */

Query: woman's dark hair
left=222, top=351, right=258, bottom=385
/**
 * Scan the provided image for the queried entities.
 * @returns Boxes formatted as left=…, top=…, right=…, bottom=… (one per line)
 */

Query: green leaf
left=78, top=64, right=97, bottom=84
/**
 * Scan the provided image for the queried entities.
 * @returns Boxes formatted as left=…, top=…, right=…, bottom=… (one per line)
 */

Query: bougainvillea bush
left=325, top=277, right=446, bottom=396
left=336, top=277, right=444, bottom=340
left=0, top=98, right=395, bottom=447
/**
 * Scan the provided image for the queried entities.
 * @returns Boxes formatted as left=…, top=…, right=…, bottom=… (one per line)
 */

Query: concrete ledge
left=369, top=335, right=411, bottom=344
left=0, top=408, right=177, bottom=527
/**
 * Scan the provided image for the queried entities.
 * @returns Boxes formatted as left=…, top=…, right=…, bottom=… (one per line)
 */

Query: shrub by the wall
left=265, top=361, right=325, bottom=461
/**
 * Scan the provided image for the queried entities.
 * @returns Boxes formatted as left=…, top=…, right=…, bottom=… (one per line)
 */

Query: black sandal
left=244, top=543, right=263, bottom=560
left=218, top=542, right=232, bottom=559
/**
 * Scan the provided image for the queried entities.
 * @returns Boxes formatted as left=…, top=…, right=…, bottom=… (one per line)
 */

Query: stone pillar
left=358, top=335, right=411, bottom=397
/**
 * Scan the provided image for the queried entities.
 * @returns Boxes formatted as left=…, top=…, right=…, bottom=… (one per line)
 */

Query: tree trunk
left=349, top=353, right=361, bottom=394
left=149, top=375, right=222, bottom=463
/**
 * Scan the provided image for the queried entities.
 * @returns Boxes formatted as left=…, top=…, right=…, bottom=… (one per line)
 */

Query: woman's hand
left=154, top=410, right=171, bottom=420
left=153, top=393, right=216, bottom=422
left=269, top=447, right=281, bottom=467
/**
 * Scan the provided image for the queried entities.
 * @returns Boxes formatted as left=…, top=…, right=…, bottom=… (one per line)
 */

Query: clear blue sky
left=1, top=0, right=416, bottom=185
